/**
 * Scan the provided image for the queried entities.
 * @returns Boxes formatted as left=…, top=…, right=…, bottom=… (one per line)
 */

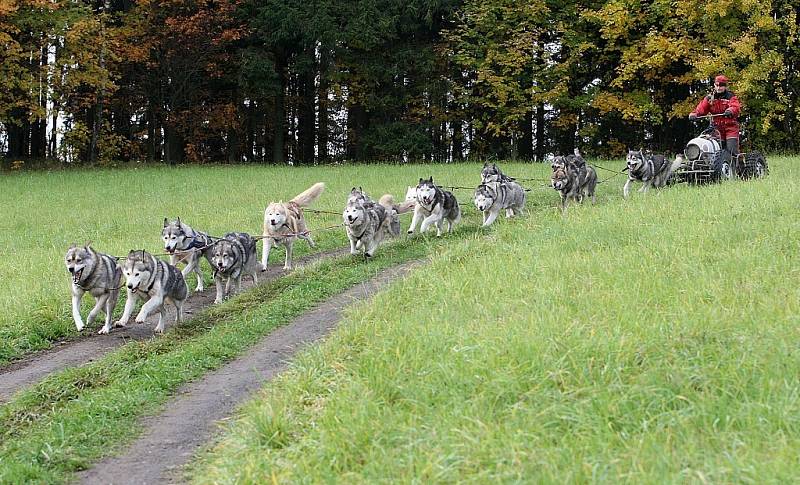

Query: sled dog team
left=66, top=151, right=680, bottom=335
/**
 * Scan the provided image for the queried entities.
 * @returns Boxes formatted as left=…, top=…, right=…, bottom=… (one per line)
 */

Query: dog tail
left=378, top=194, right=395, bottom=208
left=291, top=182, right=325, bottom=207
left=672, top=154, right=685, bottom=170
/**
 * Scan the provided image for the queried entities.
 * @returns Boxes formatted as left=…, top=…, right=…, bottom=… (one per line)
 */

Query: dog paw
left=75, top=322, right=85, bottom=332
left=195, top=285, right=204, bottom=292
left=283, top=265, right=292, bottom=271
left=135, top=314, right=147, bottom=324
left=154, top=326, right=165, bottom=334
left=98, top=326, right=111, bottom=335
left=214, top=298, right=223, bottom=304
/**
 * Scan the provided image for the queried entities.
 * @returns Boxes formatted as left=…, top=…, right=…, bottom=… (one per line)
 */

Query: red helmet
left=714, top=75, right=729, bottom=85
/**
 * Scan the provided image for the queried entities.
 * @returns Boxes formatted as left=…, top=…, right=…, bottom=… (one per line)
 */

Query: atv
left=676, top=114, right=768, bottom=185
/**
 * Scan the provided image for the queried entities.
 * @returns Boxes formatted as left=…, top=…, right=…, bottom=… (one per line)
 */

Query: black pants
left=726, top=137, right=739, bottom=158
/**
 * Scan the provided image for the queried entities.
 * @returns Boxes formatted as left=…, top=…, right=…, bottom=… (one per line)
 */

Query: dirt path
left=74, top=260, right=419, bottom=485
left=0, top=248, right=348, bottom=403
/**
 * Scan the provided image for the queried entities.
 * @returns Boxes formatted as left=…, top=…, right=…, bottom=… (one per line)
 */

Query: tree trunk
left=297, top=58, right=316, bottom=165
left=535, top=103, right=545, bottom=162
left=317, top=47, right=330, bottom=163
left=272, top=55, right=286, bottom=164
left=518, top=111, right=533, bottom=160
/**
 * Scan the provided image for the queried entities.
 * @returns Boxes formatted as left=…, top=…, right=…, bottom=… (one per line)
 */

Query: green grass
left=0, top=162, right=554, bottom=365
left=189, top=157, right=800, bottom=483
left=0, top=227, right=480, bottom=484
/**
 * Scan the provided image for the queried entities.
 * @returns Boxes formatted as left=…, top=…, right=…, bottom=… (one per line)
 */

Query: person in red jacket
left=689, top=75, right=742, bottom=156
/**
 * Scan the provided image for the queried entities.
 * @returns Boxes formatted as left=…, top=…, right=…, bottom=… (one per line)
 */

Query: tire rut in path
left=75, top=260, right=420, bottom=485
left=0, top=248, right=349, bottom=403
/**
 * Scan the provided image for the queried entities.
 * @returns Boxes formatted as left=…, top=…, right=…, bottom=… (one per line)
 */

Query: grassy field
left=0, top=162, right=556, bottom=365
left=189, top=157, right=800, bottom=483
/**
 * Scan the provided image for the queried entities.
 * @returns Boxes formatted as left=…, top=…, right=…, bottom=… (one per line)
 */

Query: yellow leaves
left=592, top=92, right=644, bottom=121
left=584, top=0, right=642, bottom=42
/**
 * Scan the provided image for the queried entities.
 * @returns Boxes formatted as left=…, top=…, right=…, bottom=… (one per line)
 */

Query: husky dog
left=262, top=182, right=325, bottom=270
left=473, top=180, right=526, bottom=227
left=624, top=149, right=683, bottom=198
left=343, top=193, right=413, bottom=257
left=405, top=186, right=418, bottom=203
left=65, top=245, right=123, bottom=334
left=117, top=250, right=187, bottom=334
left=348, top=186, right=371, bottom=205
left=212, top=232, right=261, bottom=304
left=551, top=148, right=587, bottom=174
left=551, top=163, right=597, bottom=211
left=161, top=218, right=214, bottom=293
left=407, top=177, right=461, bottom=236
left=480, top=162, right=515, bottom=183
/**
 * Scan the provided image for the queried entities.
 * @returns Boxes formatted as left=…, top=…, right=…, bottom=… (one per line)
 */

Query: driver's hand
left=723, top=109, right=733, bottom=117
left=688, top=113, right=698, bottom=121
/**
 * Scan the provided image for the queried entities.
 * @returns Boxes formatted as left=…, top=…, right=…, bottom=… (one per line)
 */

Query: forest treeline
left=1, top=0, right=798, bottom=165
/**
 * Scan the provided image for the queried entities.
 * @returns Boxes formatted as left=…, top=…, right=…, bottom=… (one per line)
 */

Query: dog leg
left=420, top=214, right=439, bottom=235
left=623, top=178, right=633, bottom=199
left=505, top=208, right=514, bottom=218
left=251, top=268, right=258, bottom=285
left=136, top=295, right=163, bottom=324
left=71, top=289, right=85, bottom=331
left=154, top=306, right=167, bottom=334
left=174, top=299, right=184, bottom=324
left=284, top=241, right=293, bottom=270
left=639, top=181, right=650, bottom=193
left=86, top=293, right=107, bottom=327
left=483, top=209, right=500, bottom=227
left=214, top=275, right=225, bottom=304
left=407, top=210, right=423, bottom=235
left=100, top=292, right=116, bottom=334
left=182, top=252, right=203, bottom=293
left=115, top=290, right=136, bottom=327
left=365, top=239, right=379, bottom=258
left=348, top=235, right=358, bottom=255
left=234, top=275, right=242, bottom=294
left=261, top=238, right=273, bottom=268
left=300, top=232, right=315, bottom=248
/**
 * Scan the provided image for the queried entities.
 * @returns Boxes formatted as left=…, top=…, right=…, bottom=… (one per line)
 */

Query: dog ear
left=419, top=178, right=423, bottom=184
left=429, top=176, right=434, bottom=183
left=84, top=240, right=92, bottom=249
left=163, top=217, right=168, bottom=227
left=176, top=216, right=181, bottom=225
left=68, top=243, right=76, bottom=250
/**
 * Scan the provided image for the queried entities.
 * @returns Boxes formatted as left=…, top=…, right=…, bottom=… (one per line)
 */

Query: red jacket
left=691, top=91, right=741, bottom=129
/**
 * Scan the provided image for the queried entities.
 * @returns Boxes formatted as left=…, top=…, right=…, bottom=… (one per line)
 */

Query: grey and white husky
left=474, top=180, right=526, bottom=226
left=407, top=177, right=461, bottom=236
left=65, top=245, right=123, bottom=334
left=162, top=218, right=214, bottom=293
left=551, top=162, right=597, bottom=211
left=117, top=250, right=188, bottom=334
left=624, top=149, right=683, bottom=198
left=211, top=232, right=261, bottom=304
left=481, top=162, right=516, bottom=183
left=343, top=193, right=413, bottom=257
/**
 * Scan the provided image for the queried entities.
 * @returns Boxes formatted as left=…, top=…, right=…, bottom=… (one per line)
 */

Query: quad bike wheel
left=711, top=149, right=732, bottom=182
left=741, top=151, right=768, bottom=179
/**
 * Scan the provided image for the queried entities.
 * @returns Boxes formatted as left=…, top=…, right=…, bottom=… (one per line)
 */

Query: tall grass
left=190, top=157, right=800, bottom=483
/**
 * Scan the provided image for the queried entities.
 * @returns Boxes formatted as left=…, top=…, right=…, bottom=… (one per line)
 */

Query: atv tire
left=711, top=149, right=732, bottom=183
left=741, top=151, right=768, bottom=179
